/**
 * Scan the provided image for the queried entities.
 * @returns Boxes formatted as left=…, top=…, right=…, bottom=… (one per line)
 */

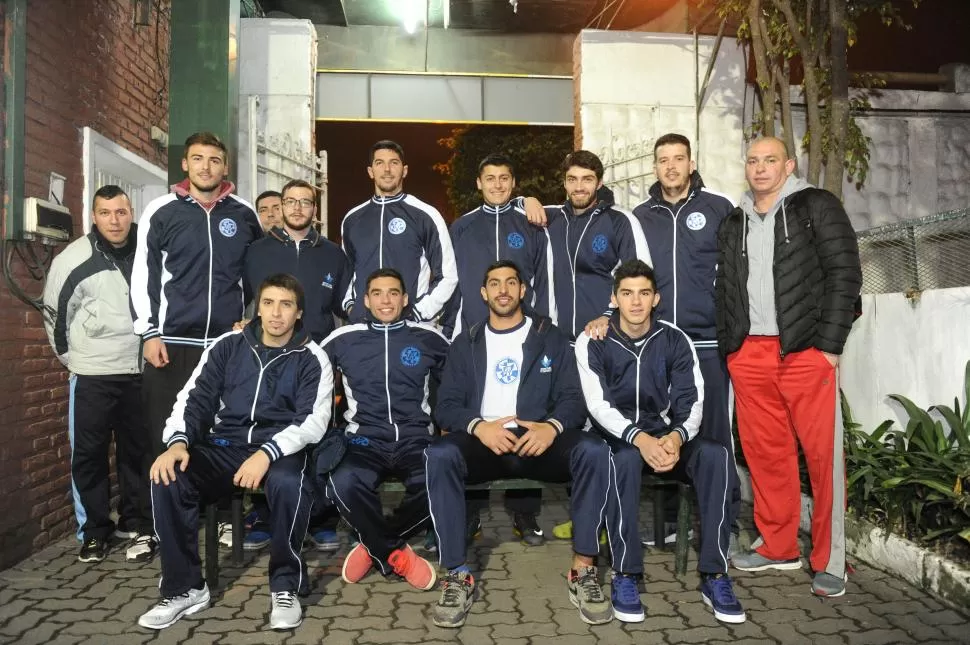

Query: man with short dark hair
left=322, top=268, right=449, bottom=592
left=425, top=260, right=614, bottom=628
left=137, top=274, right=333, bottom=632
left=255, top=190, right=283, bottom=231
left=717, top=137, right=862, bottom=598
left=43, top=185, right=152, bottom=564
left=576, top=259, right=744, bottom=625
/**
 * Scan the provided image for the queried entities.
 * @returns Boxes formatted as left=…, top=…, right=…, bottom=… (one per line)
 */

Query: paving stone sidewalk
left=0, top=487, right=967, bottom=645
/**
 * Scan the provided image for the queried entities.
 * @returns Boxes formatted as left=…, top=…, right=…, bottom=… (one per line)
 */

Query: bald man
left=714, top=137, right=862, bottom=598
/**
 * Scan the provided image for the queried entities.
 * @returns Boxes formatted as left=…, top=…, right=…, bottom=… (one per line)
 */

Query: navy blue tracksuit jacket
left=320, top=319, right=450, bottom=440
left=442, top=198, right=553, bottom=338
left=544, top=187, right=650, bottom=339
left=132, top=180, right=262, bottom=347
left=244, top=226, right=351, bottom=342
left=340, top=193, right=458, bottom=324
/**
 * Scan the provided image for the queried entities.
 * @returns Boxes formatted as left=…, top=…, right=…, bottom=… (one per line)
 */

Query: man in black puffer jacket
left=715, top=137, right=861, bottom=599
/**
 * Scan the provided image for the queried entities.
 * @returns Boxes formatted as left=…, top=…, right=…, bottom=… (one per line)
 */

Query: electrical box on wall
left=22, top=198, right=72, bottom=243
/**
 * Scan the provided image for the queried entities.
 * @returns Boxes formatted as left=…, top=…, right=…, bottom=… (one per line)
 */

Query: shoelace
left=708, top=575, right=738, bottom=605
left=83, top=538, right=100, bottom=549
left=273, top=591, right=296, bottom=608
left=613, top=575, right=640, bottom=605
left=158, top=591, right=191, bottom=607
left=133, top=535, right=154, bottom=546
left=576, top=569, right=605, bottom=603
left=388, top=549, right=412, bottom=576
left=439, top=574, right=470, bottom=607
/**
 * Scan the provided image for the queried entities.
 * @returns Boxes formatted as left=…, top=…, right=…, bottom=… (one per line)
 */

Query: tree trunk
left=824, top=0, right=849, bottom=199
left=776, top=61, right=797, bottom=174
left=802, top=68, right=824, bottom=185
left=747, top=0, right=776, bottom=137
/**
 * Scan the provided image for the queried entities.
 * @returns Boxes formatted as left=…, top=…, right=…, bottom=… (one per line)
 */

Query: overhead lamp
left=399, top=0, right=426, bottom=34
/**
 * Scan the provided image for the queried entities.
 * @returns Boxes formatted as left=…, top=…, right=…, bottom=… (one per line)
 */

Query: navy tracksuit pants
left=151, top=442, right=312, bottom=597
left=425, top=430, right=611, bottom=570
left=605, top=434, right=732, bottom=575
left=326, top=435, right=432, bottom=576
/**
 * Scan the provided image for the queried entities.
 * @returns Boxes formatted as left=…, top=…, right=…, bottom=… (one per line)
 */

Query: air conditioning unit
left=23, top=197, right=72, bottom=242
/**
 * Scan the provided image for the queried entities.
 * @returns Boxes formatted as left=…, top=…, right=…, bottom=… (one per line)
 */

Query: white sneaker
left=641, top=523, right=694, bottom=547
left=218, top=522, right=233, bottom=549
left=137, top=584, right=210, bottom=630
left=125, top=535, right=157, bottom=563
left=269, top=591, right=302, bottom=630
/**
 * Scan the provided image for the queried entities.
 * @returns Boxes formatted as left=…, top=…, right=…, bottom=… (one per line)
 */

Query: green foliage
left=843, top=362, right=970, bottom=545
left=435, top=126, right=573, bottom=218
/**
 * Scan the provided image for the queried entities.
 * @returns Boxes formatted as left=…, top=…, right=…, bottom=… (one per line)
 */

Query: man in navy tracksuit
left=137, top=274, right=334, bottom=632
left=541, top=150, right=649, bottom=340
left=340, top=140, right=458, bottom=324
left=131, top=132, right=262, bottom=455
left=323, top=268, right=449, bottom=592
left=630, top=133, right=740, bottom=544
left=425, top=261, right=614, bottom=629
left=575, top=259, right=745, bottom=625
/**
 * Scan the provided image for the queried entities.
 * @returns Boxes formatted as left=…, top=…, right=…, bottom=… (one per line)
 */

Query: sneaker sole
left=125, top=551, right=155, bottom=564
left=432, top=598, right=474, bottom=628
left=811, top=574, right=848, bottom=598
left=701, top=592, right=746, bottom=624
left=138, top=599, right=209, bottom=630
left=613, top=607, right=645, bottom=623
left=732, top=559, right=802, bottom=572
left=341, top=555, right=373, bottom=584
left=409, top=567, right=438, bottom=592
left=269, top=616, right=303, bottom=630
left=77, top=555, right=106, bottom=563
left=568, top=590, right=613, bottom=625
left=242, top=542, right=271, bottom=552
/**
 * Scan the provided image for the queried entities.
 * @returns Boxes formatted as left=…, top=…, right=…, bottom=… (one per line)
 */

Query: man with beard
left=425, top=261, right=613, bottom=628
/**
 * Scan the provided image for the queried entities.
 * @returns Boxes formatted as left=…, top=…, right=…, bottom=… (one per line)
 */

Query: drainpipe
left=2, top=0, right=26, bottom=241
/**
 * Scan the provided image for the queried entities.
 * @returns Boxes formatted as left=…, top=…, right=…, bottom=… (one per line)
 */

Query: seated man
left=323, top=268, right=449, bottom=591
left=137, top=274, right=334, bottom=631
left=426, top=260, right=613, bottom=628
left=575, top=259, right=744, bottom=624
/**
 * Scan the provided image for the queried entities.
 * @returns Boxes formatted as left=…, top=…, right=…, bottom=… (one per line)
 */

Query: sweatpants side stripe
left=68, top=374, right=86, bottom=541
left=284, top=453, right=310, bottom=593
left=826, top=370, right=847, bottom=578
left=715, top=445, right=730, bottom=572
left=607, top=452, right=629, bottom=573
left=423, top=448, right=446, bottom=569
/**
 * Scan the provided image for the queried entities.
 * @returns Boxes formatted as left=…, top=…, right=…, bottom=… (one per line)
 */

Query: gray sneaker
left=567, top=566, right=612, bottom=625
left=137, top=584, right=210, bottom=630
left=432, top=571, right=475, bottom=628
left=811, top=572, right=847, bottom=597
left=731, top=550, right=802, bottom=572
left=269, top=591, right=302, bottom=629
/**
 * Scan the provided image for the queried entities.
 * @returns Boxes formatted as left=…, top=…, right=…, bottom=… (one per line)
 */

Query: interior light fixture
left=399, top=0, right=426, bottom=34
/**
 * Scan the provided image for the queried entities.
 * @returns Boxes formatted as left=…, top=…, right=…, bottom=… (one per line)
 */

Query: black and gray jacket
left=42, top=226, right=141, bottom=376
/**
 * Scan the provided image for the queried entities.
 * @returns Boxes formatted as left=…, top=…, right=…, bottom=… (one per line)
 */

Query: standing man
left=425, top=261, right=614, bottom=628
left=131, top=131, right=262, bottom=459
left=442, top=153, right=554, bottom=546
left=137, top=274, right=333, bottom=631
left=255, top=190, right=283, bottom=231
left=323, top=268, right=449, bottom=591
left=43, top=185, right=152, bottom=563
left=340, top=140, right=458, bottom=325
left=625, top=133, right=740, bottom=547
left=576, top=260, right=744, bottom=625
left=716, top=137, right=862, bottom=597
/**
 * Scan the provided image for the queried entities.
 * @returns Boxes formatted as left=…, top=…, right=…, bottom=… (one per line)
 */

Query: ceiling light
left=399, top=0, right=426, bottom=34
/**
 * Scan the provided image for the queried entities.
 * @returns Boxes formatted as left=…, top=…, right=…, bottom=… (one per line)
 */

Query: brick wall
left=0, top=0, right=169, bottom=569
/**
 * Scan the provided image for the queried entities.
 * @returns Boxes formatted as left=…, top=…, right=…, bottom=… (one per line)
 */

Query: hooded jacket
left=163, top=318, right=334, bottom=462
left=632, top=172, right=735, bottom=348
left=716, top=179, right=863, bottom=357
left=442, top=197, right=554, bottom=338
left=131, top=180, right=262, bottom=347
left=320, top=318, right=449, bottom=441
left=43, top=225, right=141, bottom=376
left=575, top=319, right=703, bottom=445
left=340, top=193, right=458, bottom=324
left=544, top=187, right=650, bottom=339
left=436, top=313, right=586, bottom=436
left=244, top=225, right=351, bottom=342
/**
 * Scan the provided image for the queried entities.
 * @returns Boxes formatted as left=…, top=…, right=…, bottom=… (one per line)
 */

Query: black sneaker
left=78, top=537, right=108, bottom=563
left=126, top=534, right=158, bottom=563
left=512, top=513, right=545, bottom=546
left=465, top=511, right=482, bottom=548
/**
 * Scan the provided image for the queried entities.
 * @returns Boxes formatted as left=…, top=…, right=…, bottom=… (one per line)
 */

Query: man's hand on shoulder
left=584, top=316, right=610, bottom=340
left=233, top=318, right=251, bottom=332
left=522, top=197, right=547, bottom=228
left=150, top=443, right=190, bottom=485
left=513, top=419, right=558, bottom=457
left=234, top=451, right=271, bottom=490
left=473, top=416, right=518, bottom=455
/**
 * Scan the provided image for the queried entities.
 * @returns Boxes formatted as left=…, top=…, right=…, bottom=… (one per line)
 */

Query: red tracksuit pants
left=727, top=336, right=845, bottom=579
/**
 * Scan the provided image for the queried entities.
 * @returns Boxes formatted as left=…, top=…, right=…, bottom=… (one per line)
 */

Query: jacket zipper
left=246, top=345, right=290, bottom=444
left=564, top=212, right=596, bottom=337
left=383, top=326, right=400, bottom=440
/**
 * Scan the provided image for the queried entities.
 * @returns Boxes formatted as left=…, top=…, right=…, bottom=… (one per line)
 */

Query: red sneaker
left=388, top=544, right=438, bottom=591
left=341, top=543, right=374, bottom=583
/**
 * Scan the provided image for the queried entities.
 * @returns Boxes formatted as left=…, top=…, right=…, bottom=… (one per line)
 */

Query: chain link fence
left=857, top=207, right=970, bottom=295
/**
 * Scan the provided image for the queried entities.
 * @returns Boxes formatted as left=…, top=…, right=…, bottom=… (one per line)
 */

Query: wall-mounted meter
left=23, top=197, right=72, bottom=243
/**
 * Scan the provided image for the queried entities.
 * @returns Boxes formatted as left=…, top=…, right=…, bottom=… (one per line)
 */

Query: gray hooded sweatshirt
left=739, top=174, right=813, bottom=336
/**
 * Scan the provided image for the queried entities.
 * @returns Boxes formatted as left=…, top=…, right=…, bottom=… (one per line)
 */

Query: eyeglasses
left=282, top=198, right=314, bottom=209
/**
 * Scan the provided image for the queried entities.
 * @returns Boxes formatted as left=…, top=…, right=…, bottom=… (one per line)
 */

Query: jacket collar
left=367, top=319, right=407, bottom=332
left=90, top=223, right=137, bottom=262
left=243, top=317, right=310, bottom=351
left=371, top=193, right=407, bottom=205
left=467, top=312, right=551, bottom=343
left=562, top=184, right=616, bottom=219
left=647, top=170, right=705, bottom=209
left=606, top=315, right=664, bottom=353
left=172, top=179, right=236, bottom=210
left=481, top=200, right=515, bottom=216
left=268, top=225, right=321, bottom=247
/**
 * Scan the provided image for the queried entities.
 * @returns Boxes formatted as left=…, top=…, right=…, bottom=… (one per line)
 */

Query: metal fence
left=600, top=135, right=656, bottom=211
left=857, top=207, right=970, bottom=295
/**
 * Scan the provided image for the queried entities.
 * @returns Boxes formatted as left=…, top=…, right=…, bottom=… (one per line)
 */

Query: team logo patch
left=507, top=232, right=525, bottom=249
left=494, top=357, right=520, bottom=384
left=350, top=436, right=370, bottom=446
left=400, top=346, right=421, bottom=367
left=218, top=218, right=237, bottom=237
left=591, top=233, right=609, bottom=254
left=322, top=273, right=334, bottom=289
left=540, top=354, right=553, bottom=373
left=685, top=212, right=707, bottom=231
left=388, top=217, right=407, bottom=235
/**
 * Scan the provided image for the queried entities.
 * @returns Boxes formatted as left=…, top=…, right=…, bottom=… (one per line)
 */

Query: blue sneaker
left=243, top=523, right=272, bottom=551
left=700, top=573, right=746, bottom=624
left=610, top=572, right=645, bottom=622
left=307, top=529, right=340, bottom=552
